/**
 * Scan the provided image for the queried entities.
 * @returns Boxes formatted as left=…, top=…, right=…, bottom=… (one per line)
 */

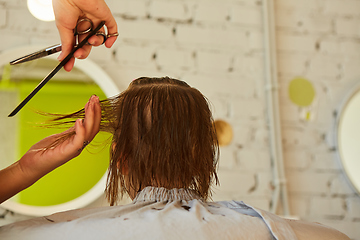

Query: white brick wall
left=276, top=7, right=332, bottom=34
left=235, top=149, right=271, bottom=170
left=117, top=19, right=173, bottom=41
left=312, top=152, right=340, bottom=171
left=277, top=53, right=308, bottom=75
left=215, top=170, right=256, bottom=194
left=0, top=7, right=6, bottom=28
left=324, top=0, right=360, bottom=17
left=330, top=175, right=355, bottom=195
left=196, top=50, right=232, bottom=73
left=107, top=0, right=147, bottom=18
left=155, top=47, right=194, bottom=70
left=149, top=1, right=191, bottom=21
left=289, top=195, right=310, bottom=217
left=275, top=0, right=360, bottom=238
left=176, top=25, right=248, bottom=48
left=309, top=196, right=346, bottom=217
left=347, top=197, right=360, bottom=220
left=284, top=150, right=312, bottom=170
left=230, top=5, right=262, bottom=26
left=308, top=54, right=340, bottom=79
left=287, top=171, right=337, bottom=195
left=335, top=18, right=360, bottom=37
left=115, top=44, right=156, bottom=67
left=233, top=53, right=264, bottom=78
left=275, top=0, right=326, bottom=11
left=194, top=2, right=229, bottom=23
left=277, top=33, right=318, bottom=53
left=341, top=41, right=360, bottom=57
left=0, top=0, right=360, bottom=239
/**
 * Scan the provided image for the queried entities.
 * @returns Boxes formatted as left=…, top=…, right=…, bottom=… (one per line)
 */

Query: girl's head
left=52, top=77, right=219, bottom=205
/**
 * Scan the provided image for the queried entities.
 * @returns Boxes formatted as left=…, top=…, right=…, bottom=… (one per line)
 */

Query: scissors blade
left=10, top=44, right=62, bottom=65
left=8, top=21, right=105, bottom=117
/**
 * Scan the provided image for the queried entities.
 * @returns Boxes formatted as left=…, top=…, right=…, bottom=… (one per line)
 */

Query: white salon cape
left=0, top=187, right=349, bottom=240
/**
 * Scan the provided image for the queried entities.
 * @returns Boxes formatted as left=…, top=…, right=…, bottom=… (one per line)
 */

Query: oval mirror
left=337, top=84, right=360, bottom=196
left=0, top=46, right=120, bottom=216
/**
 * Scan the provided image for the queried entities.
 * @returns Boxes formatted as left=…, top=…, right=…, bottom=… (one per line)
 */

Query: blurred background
left=0, top=0, right=360, bottom=239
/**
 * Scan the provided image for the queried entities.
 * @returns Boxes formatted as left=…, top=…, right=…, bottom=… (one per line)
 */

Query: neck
left=132, top=186, right=202, bottom=203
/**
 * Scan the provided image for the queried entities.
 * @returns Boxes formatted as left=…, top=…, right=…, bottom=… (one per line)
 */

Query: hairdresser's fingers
left=88, top=34, right=105, bottom=47
left=74, top=23, right=106, bottom=60
left=56, top=25, right=77, bottom=62
left=105, top=35, right=118, bottom=48
left=73, top=118, right=86, bottom=149
left=91, top=95, right=101, bottom=137
left=102, top=11, right=118, bottom=48
left=83, top=97, right=94, bottom=142
left=52, top=0, right=79, bottom=60
left=63, top=57, right=75, bottom=72
left=77, top=24, right=106, bottom=46
left=81, top=1, right=118, bottom=48
left=73, top=34, right=104, bottom=60
left=73, top=45, right=92, bottom=60
left=83, top=95, right=100, bottom=142
left=70, top=101, right=88, bottom=149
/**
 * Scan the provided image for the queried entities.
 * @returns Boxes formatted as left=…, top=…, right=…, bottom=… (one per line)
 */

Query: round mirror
left=0, top=46, right=119, bottom=216
left=337, top=84, right=360, bottom=196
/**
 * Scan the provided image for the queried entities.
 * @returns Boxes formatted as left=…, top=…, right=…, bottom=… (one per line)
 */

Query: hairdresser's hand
left=52, top=0, right=118, bottom=72
left=22, top=95, right=101, bottom=175
left=0, top=96, right=101, bottom=204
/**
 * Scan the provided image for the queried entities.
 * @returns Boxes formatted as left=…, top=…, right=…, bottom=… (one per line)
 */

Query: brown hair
left=50, top=77, right=219, bottom=205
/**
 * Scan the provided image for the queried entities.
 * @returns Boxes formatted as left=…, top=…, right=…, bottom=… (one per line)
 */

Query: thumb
left=71, top=118, right=87, bottom=153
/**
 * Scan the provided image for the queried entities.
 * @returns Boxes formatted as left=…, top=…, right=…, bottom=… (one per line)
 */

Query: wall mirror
left=0, top=46, right=120, bottom=216
left=336, top=83, right=360, bottom=196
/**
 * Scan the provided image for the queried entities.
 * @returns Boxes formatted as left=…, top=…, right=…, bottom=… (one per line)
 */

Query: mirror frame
left=336, top=82, right=360, bottom=197
left=0, top=45, right=120, bottom=216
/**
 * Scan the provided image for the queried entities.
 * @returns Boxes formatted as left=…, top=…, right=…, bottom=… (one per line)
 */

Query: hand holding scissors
left=52, top=0, right=118, bottom=72
left=8, top=18, right=116, bottom=117
left=10, top=18, right=118, bottom=65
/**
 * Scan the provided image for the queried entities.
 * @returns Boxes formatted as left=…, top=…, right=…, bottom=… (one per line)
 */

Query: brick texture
left=0, top=0, right=360, bottom=239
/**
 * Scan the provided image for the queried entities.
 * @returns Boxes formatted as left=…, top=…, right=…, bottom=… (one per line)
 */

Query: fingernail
left=57, top=52, right=64, bottom=61
left=89, top=98, right=94, bottom=109
left=107, top=41, right=113, bottom=48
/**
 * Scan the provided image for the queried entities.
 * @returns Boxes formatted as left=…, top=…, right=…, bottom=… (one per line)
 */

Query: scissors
left=8, top=18, right=111, bottom=117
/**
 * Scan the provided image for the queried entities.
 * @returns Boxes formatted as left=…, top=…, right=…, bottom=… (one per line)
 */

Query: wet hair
left=50, top=76, right=219, bottom=205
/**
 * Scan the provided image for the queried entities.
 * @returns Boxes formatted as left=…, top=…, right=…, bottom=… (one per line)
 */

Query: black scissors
left=8, top=18, right=106, bottom=117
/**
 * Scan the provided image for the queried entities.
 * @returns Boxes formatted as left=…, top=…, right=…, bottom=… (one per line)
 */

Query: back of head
left=107, top=77, right=219, bottom=205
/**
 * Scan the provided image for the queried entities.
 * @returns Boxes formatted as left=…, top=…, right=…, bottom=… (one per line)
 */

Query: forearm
left=0, top=161, right=38, bottom=204
left=0, top=154, right=61, bottom=204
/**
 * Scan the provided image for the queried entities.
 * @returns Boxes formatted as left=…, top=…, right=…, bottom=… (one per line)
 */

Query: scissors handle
left=8, top=21, right=106, bottom=117
left=74, top=18, right=94, bottom=35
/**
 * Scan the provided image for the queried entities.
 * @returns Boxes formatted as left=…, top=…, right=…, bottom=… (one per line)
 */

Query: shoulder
left=285, top=219, right=350, bottom=240
left=215, top=200, right=350, bottom=240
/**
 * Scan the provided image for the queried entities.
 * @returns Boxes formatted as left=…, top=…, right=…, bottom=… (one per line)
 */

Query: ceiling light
left=27, top=0, right=55, bottom=22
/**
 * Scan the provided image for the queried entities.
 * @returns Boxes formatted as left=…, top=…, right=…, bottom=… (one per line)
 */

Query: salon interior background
left=1, top=0, right=360, bottom=239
